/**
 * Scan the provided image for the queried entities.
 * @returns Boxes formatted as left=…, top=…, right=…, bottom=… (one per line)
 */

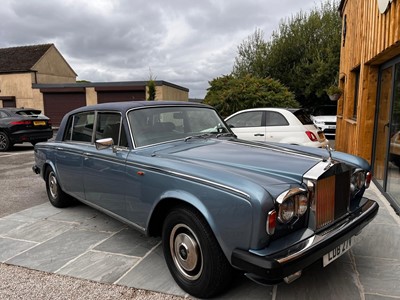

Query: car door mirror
left=95, top=138, right=114, bottom=150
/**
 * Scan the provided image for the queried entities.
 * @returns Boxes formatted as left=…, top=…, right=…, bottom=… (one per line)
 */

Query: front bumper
left=231, top=198, right=378, bottom=284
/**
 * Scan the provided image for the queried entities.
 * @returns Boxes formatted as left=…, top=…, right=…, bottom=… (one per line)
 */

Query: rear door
left=55, top=111, right=94, bottom=200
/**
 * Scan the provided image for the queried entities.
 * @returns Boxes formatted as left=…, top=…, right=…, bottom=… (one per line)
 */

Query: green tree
left=232, top=0, right=341, bottom=107
left=147, top=69, right=156, bottom=101
left=232, top=29, right=268, bottom=78
left=204, top=74, right=299, bottom=117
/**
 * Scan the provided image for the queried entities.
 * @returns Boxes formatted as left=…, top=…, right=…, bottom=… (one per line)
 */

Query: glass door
left=387, top=63, right=400, bottom=201
left=373, top=66, right=392, bottom=186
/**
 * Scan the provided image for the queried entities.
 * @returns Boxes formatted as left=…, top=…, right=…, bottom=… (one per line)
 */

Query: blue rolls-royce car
left=32, top=101, right=378, bottom=298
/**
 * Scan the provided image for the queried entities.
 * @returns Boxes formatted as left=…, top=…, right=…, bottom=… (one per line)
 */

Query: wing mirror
left=95, top=138, right=115, bottom=151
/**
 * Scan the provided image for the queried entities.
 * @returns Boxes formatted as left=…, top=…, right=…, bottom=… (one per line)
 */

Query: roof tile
left=0, top=44, right=53, bottom=73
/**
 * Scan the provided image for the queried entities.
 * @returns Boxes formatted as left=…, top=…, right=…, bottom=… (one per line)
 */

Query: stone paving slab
left=6, top=229, right=112, bottom=273
left=0, top=183, right=399, bottom=299
left=94, top=228, right=160, bottom=257
left=57, top=250, right=139, bottom=283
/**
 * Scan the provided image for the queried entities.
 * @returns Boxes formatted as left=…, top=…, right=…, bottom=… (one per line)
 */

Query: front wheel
left=45, top=167, right=74, bottom=208
left=162, top=206, right=233, bottom=298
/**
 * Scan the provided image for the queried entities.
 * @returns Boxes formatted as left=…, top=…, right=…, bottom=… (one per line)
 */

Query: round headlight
left=296, top=194, right=308, bottom=216
left=278, top=198, right=295, bottom=223
left=351, top=170, right=366, bottom=192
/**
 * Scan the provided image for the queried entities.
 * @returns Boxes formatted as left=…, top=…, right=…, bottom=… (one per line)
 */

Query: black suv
left=0, top=108, right=52, bottom=151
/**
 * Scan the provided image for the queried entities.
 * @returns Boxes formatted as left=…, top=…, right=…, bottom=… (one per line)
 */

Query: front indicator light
left=266, top=210, right=276, bottom=235
left=365, top=172, right=372, bottom=188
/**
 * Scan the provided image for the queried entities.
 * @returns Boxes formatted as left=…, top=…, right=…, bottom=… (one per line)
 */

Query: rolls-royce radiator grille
left=315, top=171, right=350, bottom=230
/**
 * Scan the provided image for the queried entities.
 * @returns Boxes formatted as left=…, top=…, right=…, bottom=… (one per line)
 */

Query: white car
left=225, top=108, right=328, bottom=148
left=310, top=105, right=337, bottom=140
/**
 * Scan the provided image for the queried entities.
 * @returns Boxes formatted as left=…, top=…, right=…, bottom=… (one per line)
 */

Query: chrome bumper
left=231, top=198, right=379, bottom=284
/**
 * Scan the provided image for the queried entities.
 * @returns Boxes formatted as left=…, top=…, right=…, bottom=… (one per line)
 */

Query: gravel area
left=0, top=263, right=186, bottom=300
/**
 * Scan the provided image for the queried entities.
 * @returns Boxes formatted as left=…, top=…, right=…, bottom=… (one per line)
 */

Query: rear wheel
left=0, top=132, right=11, bottom=152
left=45, top=167, right=74, bottom=208
left=162, top=206, right=233, bottom=298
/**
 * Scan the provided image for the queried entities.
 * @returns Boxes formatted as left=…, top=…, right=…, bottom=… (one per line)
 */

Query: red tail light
left=10, top=120, right=32, bottom=125
left=305, top=131, right=318, bottom=142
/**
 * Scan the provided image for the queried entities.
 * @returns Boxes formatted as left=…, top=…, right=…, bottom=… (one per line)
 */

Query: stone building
left=0, top=44, right=189, bottom=126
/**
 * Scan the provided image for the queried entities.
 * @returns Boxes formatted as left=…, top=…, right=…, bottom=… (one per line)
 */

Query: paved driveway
left=1, top=146, right=399, bottom=299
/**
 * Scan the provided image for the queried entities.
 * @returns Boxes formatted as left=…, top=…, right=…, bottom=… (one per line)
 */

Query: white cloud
left=0, top=0, right=321, bottom=98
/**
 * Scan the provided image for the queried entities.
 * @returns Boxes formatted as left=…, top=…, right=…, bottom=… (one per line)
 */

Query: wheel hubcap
left=170, top=224, right=203, bottom=280
left=49, top=172, right=58, bottom=199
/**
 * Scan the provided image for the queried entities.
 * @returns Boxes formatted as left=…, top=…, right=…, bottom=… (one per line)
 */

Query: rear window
left=15, top=110, right=41, bottom=116
left=292, top=110, right=313, bottom=125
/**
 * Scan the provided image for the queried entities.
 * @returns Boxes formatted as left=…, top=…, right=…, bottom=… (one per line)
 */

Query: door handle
left=254, top=133, right=264, bottom=136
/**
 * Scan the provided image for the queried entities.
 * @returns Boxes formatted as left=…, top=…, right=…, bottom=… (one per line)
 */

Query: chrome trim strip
left=125, top=160, right=251, bottom=201
left=303, top=160, right=333, bottom=181
left=231, top=140, right=322, bottom=161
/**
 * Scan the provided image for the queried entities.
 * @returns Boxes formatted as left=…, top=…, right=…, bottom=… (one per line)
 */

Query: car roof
left=67, top=101, right=210, bottom=115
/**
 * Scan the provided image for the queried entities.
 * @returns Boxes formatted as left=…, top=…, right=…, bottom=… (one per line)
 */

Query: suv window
left=312, top=106, right=337, bottom=116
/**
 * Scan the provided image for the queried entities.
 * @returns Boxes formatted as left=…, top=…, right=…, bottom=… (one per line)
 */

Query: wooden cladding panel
left=337, top=0, right=400, bottom=161
left=343, top=0, right=400, bottom=64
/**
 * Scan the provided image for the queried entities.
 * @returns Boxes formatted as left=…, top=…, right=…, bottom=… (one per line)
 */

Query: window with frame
left=265, top=111, right=289, bottom=126
left=352, top=67, right=360, bottom=119
left=227, top=111, right=263, bottom=128
left=64, top=112, right=95, bottom=143
left=96, top=112, right=128, bottom=147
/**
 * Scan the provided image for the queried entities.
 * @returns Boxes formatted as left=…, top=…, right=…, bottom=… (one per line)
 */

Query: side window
left=64, top=112, right=95, bottom=143
left=265, top=112, right=289, bottom=126
left=227, top=111, right=263, bottom=128
left=0, top=111, right=8, bottom=118
left=97, top=112, right=128, bottom=147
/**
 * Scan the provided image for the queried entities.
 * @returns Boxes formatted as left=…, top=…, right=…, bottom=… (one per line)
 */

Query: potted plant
left=326, top=85, right=343, bottom=101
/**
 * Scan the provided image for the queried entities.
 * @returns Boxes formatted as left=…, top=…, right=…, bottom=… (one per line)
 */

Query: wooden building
left=337, top=0, right=400, bottom=212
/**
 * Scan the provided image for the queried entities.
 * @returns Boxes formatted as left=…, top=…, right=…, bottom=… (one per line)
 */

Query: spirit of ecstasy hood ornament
left=324, top=144, right=334, bottom=169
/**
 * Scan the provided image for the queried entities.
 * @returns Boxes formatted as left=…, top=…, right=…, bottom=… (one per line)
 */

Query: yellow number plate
left=33, top=121, right=46, bottom=126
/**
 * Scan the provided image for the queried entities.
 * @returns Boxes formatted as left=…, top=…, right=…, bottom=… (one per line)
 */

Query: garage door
left=0, top=96, right=16, bottom=108
left=43, top=89, right=86, bottom=127
left=96, top=86, right=145, bottom=103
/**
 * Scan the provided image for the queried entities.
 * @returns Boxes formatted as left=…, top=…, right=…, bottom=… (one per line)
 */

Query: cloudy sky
left=1, top=0, right=322, bottom=98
